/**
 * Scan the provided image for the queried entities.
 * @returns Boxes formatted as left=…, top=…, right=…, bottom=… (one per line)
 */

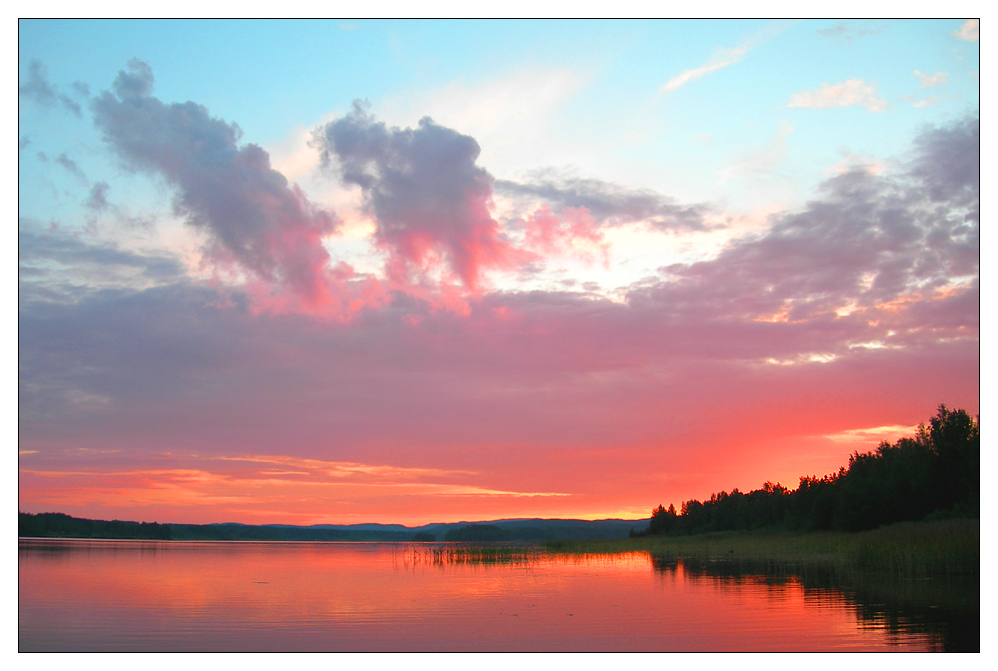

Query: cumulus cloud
left=313, top=101, right=525, bottom=291
left=953, top=19, right=979, bottom=42
left=91, top=60, right=344, bottom=310
left=788, top=79, right=887, bottom=113
left=113, top=57, right=154, bottom=98
left=908, top=115, right=979, bottom=211
left=496, top=173, right=710, bottom=232
left=638, top=115, right=978, bottom=347
left=19, top=59, right=84, bottom=117
left=913, top=97, right=938, bottom=108
left=914, top=70, right=948, bottom=88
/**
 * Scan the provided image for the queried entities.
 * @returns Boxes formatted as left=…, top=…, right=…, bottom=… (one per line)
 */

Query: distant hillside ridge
left=18, top=512, right=648, bottom=542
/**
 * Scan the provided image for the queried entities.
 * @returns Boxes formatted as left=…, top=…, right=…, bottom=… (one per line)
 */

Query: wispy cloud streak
left=661, top=46, right=748, bottom=94
left=660, top=22, right=791, bottom=95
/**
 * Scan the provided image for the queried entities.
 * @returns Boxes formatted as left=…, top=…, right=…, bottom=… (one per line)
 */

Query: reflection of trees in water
left=650, top=556, right=979, bottom=652
left=18, top=538, right=174, bottom=561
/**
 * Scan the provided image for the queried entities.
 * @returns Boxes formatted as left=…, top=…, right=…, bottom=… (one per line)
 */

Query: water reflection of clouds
left=19, top=540, right=969, bottom=651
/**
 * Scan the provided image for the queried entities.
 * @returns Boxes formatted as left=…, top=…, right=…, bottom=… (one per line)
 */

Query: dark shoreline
left=17, top=511, right=645, bottom=543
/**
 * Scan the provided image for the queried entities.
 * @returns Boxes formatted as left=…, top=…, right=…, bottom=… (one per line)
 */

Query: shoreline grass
left=544, top=518, right=979, bottom=579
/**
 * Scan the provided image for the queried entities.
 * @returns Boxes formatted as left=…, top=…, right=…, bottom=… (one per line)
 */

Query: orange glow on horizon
left=18, top=412, right=954, bottom=527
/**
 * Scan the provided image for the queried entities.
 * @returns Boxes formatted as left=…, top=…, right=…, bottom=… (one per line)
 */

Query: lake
left=18, top=538, right=978, bottom=652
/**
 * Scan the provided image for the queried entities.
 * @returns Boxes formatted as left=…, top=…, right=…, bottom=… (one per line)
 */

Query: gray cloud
left=81, top=182, right=156, bottom=230
left=55, top=152, right=87, bottom=183
left=19, top=279, right=239, bottom=425
left=85, top=182, right=111, bottom=213
left=19, top=221, right=185, bottom=292
left=313, top=101, right=522, bottom=290
left=627, top=115, right=979, bottom=350
left=817, top=21, right=891, bottom=45
left=495, top=172, right=711, bottom=232
left=112, top=57, right=154, bottom=99
left=91, top=60, right=340, bottom=306
left=909, top=115, right=979, bottom=210
left=19, top=59, right=83, bottom=117
left=71, top=81, right=91, bottom=98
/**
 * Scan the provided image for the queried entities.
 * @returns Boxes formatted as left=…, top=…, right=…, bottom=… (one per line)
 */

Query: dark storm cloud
left=495, top=173, right=711, bottom=232
left=19, top=59, right=83, bottom=117
left=313, top=101, right=523, bottom=290
left=91, top=60, right=340, bottom=307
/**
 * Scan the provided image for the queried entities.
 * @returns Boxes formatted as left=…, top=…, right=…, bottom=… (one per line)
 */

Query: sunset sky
left=18, top=19, right=979, bottom=526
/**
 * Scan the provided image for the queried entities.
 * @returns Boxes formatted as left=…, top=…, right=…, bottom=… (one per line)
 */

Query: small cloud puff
left=788, top=79, right=887, bottom=113
left=952, top=19, right=978, bottom=42
left=914, top=70, right=948, bottom=88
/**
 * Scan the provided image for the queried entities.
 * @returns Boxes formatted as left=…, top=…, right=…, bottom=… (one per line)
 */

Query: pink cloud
left=522, top=205, right=609, bottom=266
left=314, top=103, right=532, bottom=293
left=788, top=79, right=887, bottom=112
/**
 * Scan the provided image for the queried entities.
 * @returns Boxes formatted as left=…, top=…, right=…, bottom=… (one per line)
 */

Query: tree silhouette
left=645, top=406, right=979, bottom=535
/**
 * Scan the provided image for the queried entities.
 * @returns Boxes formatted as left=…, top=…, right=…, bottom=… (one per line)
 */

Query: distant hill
left=18, top=512, right=647, bottom=542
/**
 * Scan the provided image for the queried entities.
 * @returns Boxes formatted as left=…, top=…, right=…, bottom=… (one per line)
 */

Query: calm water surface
left=19, top=539, right=977, bottom=652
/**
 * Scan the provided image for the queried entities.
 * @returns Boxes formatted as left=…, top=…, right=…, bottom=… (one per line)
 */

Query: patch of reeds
left=847, top=519, right=979, bottom=577
left=393, top=542, right=540, bottom=568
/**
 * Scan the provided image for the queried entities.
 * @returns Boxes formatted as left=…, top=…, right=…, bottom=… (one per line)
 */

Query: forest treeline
left=18, top=513, right=175, bottom=540
left=16, top=515, right=403, bottom=541
left=642, top=405, right=979, bottom=536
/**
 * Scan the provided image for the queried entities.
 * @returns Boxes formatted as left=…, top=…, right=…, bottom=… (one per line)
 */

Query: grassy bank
left=545, top=518, right=978, bottom=578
